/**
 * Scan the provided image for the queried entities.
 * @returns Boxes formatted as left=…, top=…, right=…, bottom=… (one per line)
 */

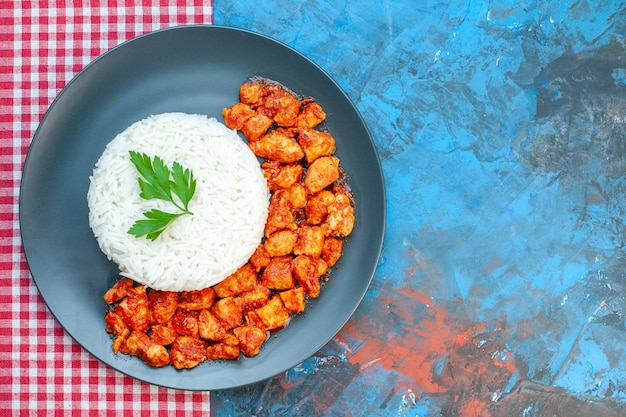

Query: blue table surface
left=212, top=1, right=626, bottom=416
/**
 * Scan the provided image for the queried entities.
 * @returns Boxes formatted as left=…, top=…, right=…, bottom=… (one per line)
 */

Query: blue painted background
left=212, top=1, right=626, bottom=415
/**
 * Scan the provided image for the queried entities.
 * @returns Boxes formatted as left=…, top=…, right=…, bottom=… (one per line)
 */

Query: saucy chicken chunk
left=104, top=311, right=129, bottom=354
left=278, top=184, right=307, bottom=209
left=294, top=225, right=325, bottom=258
left=305, top=190, right=335, bottom=225
left=241, top=110, right=274, bottom=141
left=295, top=101, right=326, bottom=129
left=297, top=128, right=335, bottom=164
left=249, top=244, right=271, bottom=272
left=262, top=160, right=303, bottom=191
left=222, top=102, right=255, bottom=130
left=213, top=263, right=257, bottom=298
left=170, top=310, right=199, bottom=338
left=292, top=255, right=328, bottom=298
left=212, top=297, right=243, bottom=330
left=206, top=342, right=240, bottom=361
left=304, top=155, right=340, bottom=195
left=279, top=287, right=306, bottom=314
left=260, top=255, right=294, bottom=291
left=264, top=229, right=297, bottom=257
left=249, top=129, right=304, bottom=163
left=103, top=278, right=135, bottom=304
left=169, top=336, right=207, bottom=369
left=149, top=324, right=177, bottom=346
left=246, top=295, right=291, bottom=331
left=120, top=330, right=169, bottom=368
left=321, top=189, right=355, bottom=237
left=237, top=284, right=271, bottom=311
left=148, top=290, right=178, bottom=325
left=265, top=193, right=298, bottom=237
left=262, top=87, right=301, bottom=127
left=113, top=285, right=149, bottom=332
left=233, top=325, right=267, bottom=357
left=198, top=309, right=226, bottom=341
left=239, top=81, right=267, bottom=105
left=178, top=287, right=216, bottom=311
left=321, top=237, right=343, bottom=267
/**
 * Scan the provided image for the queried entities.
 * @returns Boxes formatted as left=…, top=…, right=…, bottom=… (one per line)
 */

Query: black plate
left=19, top=25, right=385, bottom=390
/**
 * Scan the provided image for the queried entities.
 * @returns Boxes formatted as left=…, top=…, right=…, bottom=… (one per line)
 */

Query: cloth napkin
left=1, top=2, right=215, bottom=415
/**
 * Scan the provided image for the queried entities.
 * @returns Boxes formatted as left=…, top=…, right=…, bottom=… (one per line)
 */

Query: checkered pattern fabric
left=0, top=2, right=213, bottom=415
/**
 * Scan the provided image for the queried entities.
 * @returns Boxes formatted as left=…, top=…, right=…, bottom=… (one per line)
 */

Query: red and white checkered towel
left=0, top=2, right=215, bottom=415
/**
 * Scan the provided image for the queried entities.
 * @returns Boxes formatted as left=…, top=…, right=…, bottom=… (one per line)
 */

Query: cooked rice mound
left=87, top=113, right=270, bottom=291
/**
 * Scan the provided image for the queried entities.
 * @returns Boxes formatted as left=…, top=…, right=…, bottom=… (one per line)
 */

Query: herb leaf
left=127, top=151, right=196, bottom=240
left=129, top=151, right=173, bottom=202
left=170, top=161, right=196, bottom=212
left=128, top=210, right=183, bottom=240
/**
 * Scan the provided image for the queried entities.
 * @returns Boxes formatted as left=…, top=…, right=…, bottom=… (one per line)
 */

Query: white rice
left=87, top=113, right=270, bottom=292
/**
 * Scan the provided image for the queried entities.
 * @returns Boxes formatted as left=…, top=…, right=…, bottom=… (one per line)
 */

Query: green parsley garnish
left=127, top=150, right=197, bottom=241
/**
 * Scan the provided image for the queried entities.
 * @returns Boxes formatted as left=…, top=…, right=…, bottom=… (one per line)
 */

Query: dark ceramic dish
left=20, top=25, right=385, bottom=390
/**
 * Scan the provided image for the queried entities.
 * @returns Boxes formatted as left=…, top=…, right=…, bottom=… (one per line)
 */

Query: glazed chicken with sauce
left=103, top=79, right=354, bottom=369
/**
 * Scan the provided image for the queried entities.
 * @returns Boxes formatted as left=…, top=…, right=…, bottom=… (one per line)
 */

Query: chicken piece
left=280, top=183, right=307, bottom=209
left=113, top=286, right=150, bottom=332
left=279, top=287, right=306, bottom=314
left=260, top=255, right=294, bottom=290
left=222, top=332, right=240, bottom=346
left=237, top=284, right=271, bottom=311
left=264, top=229, right=297, bottom=257
left=305, top=190, right=335, bottom=225
left=211, top=297, right=243, bottom=330
left=120, top=330, right=170, bottom=368
left=249, top=244, right=271, bottom=272
left=112, top=328, right=131, bottom=355
left=321, top=236, right=343, bottom=267
left=170, top=310, right=199, bottom=338
left=149, top=324, right=177, bottom=346
left=297, top=128, right=335, bottom=164
left=104, top=311, right=130, bottom=354
left=292, top=255, right=328, bottom=298
left=241, top=110, right=274, bottom=141
left=222, top=102, right=255, bottom=130
left=206, top=343, right=240, bottom=360
left=198, top=309, right=226, bottom=341
left=103, top=278, right=135, bottom=304
left=275, top=163, right=304, bottom=188
left=295, top=101, right=326, bottom=128
left=249, top=129, right=305, bottom=163
left=239, top=81, right=267, bottom=105
left=178, top=287, right=216, bottom=311
left=143, top=344, right=170, bottom=368
left=304, top=155, right=340, bottom=194
left=261, top=85, right=301, bottom=127
left=244, top=310, right=263, bottom=329
left=293, top=225, right=325, bottom=258
left=128, top=285, right=146, bottom=296
left=265, top=193, right=297, bottom=237
left=233, top=325, right=267, bottom=357
left=246, top=295, right=291, bottom=331
left=119, top=330, right=145, bottom=357
left=104, top=310, right=127, bottom=336
left=169, top=336, right=207, bottom=369
left=321, top=190, right=355, bottom=237
left=148, top=290, right=179, bottom=325
left=213, top=263, right=257, bottom=298
left=262, top=160, right=303, bottom=191
left=261, top=160, right=282, bottom=190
